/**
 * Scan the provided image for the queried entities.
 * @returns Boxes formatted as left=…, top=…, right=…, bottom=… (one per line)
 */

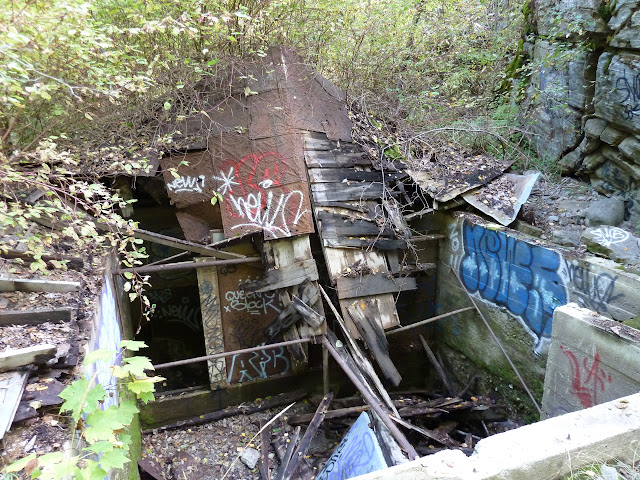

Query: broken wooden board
left=336, top=275, right=416, bottom=299
left=307, top=168, right=387, bottom=183
left=0, top=371, right=28, bottom=440
left=311, top=182, right=388, bottom=203
left=347, top=301, right=401, bottom=386
left=0, top=307, right=73, bottom=326
left=0, top=276, right=80, bottom=294
left=0, top=345, right=57, bottom=373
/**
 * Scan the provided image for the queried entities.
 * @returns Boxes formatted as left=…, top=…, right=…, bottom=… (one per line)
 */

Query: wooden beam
left=0, top=344, right=57, bottom=373
left=143, top=390, right=307, bottom=434
left=1, top=249, right=83, bottom=269
left=347, top=303, right=402, bottom=387
left=117, top=256, right=260, bottom=275
left=129, top=228, right=244, bottom=260
left=243, top=259, right=319, bottom=293
left=281, top=393, right=333, bottom=480
left=291, top=295, right=324, bottom=329
left=336, top=275, right=416, bottom=299
left=0, top=307, right=73, bottom=326
left=419, top=335, right=457, bottom=397
left=0, top=277, right=80, bottom=293
left=320, top=334, right=418, bottom=461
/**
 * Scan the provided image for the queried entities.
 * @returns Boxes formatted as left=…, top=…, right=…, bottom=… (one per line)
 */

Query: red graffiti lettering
left=561, top=346, right=612, bottom=408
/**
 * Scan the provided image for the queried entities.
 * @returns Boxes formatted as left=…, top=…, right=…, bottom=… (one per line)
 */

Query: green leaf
left=83, top=348, right=114, bottom=366
left=98, top=448, right=129, bottom=470
left=123, top=272, right=134, bottom=280
left=122, top=355, right=154, bottom=376
left=84, top=401, right=138, bottom=443
left=59, top=381, right=107, bottom=421
left=75, top=460, right=107, bottom=480
left=163, top=101, right=171, bottom=110
left=119, top=340, right=147, bottom=352
left=137, top=391, right=155, bottom=403
left=83, top=441, right=115, bottom=453
left=127, top=376, right=164, bottom=396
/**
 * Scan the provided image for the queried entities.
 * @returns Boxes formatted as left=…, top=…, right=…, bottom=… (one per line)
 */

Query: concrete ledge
left=354, top=392, right=640, bottom=480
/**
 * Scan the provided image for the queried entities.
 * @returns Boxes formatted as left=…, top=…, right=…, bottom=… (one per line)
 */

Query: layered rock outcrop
left=524, top=0, right=640, bottom=221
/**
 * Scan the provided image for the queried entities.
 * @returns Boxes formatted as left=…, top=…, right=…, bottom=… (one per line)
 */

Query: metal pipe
left=321, top=335, right=419, bottom=461
left=153, top=337, right=312, bottom=370
left=118, top=256, right=260, bottom=275
left=386, top=307, right=476, bottom=336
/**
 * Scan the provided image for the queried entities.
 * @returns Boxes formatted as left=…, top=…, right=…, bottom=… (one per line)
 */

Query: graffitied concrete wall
left=542, top=303, right=640, bottom=419
left=436, top=213, right=640, bottom=405
left=85, top=260, right=123, bottom=409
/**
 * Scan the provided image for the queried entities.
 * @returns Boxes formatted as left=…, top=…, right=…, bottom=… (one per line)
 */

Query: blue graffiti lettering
left=460, top=221, right=567, bottom=352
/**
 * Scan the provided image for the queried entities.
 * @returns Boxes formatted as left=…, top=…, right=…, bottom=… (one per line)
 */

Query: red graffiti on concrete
left=213, top=152, right=307, bottom=237
left=560, top=346, right=612, bottom=408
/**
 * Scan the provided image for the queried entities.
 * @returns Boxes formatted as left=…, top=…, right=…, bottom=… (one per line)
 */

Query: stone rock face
left=581, top=225, right=640, bottom=263
left=527, top=0, right=640, bottom=220
left=594, top=53, right=640, bottom=133
left=534, top=0, right=609, bottom=36
left=552, top=227, right=583, bottom=246
left=585, top=197, right=626, bottom=226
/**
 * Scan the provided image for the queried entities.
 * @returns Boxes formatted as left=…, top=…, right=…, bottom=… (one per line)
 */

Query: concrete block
left=542, top=304, right=640, bottom=419
left=355, top=392, right=640, bottom=480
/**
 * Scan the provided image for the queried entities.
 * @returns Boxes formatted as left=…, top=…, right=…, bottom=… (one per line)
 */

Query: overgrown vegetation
left=2, top=341, right=163, bottom=479
left=0, top=0, right=530, bottom=477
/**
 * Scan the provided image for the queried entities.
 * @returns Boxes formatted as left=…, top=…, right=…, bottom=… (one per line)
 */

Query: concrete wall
left=524, top=0, right=640, bottom=221
left=353, top=391, right=640, bottom=480
left=436, top=213, right=640, bottom=410
left=542, top=303, right=640, bottom=419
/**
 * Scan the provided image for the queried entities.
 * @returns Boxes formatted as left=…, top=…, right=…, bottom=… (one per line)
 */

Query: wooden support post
left=0, top=307, right=73, bottom=326
left=275, top=426, right=300, bottom=480
left=322, top=347, right=330, bottom=397
left=196, top=259, right=226, bottom=389
left=258, top=419, right=271, bottom=480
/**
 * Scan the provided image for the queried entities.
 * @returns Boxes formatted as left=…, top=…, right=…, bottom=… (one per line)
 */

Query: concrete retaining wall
left=542, top=303, right=640, bottom=419
left=436, top=213, right=640, bottom=409
left=353, top=391, right=640, bottom=480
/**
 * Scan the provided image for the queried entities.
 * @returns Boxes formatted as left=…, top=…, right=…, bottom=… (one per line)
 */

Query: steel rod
left=153, top=338, right=312, bottom=370
left=118, top=256, right=260, bottom=275
left=321, top=335, right=419, bottom=461
left=450, top=266, right=542, bottom=416
left=386, top=307, right=476, bottom=336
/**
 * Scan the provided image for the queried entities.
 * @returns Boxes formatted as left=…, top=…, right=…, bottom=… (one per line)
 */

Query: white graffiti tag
left=592, top=227, right=630, bottom=247
left=211, top=167, right=240, bottom=195
left=227, top=346, right=290, bottom=383
left=228, top=189, right=308, bottom=237
left=224, top=289, right=281, bottom=315
left=167, top=175, right=206, bottom=194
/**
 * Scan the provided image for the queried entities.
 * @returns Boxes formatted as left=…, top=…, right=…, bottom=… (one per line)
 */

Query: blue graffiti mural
left=460, top=221, right=567, bottom=352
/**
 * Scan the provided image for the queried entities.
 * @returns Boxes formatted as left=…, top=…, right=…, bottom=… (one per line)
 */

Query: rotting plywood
left=176, top=201, right=224, bottom=244
left=217, top=261, right=291, bottom=384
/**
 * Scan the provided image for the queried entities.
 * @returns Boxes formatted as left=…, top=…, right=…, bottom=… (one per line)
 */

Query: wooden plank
left=0, top=371, right=28, bottom=440
left=195, top=261, right=226, bottom=389
left=0, top=277, right=80, bottom=293
left=319, top=217, right=395, bottom=238
left=347, top=302, right=402, bottom=386
left=419, top=335, right=457, bottom=397
left=307, top=168, right=384, bottom=183
left=145, top=390, right=307, bottom=434
left=291, top=295, right=324, bottom=329
left=1, top=249, right=83, bottom=269
left=243, top=259, right=319, bottom=293
left=258, top=419, right=271, bottom=480
left=336, top=275, right=416, bottom=299
left=0, top=344, right=57, bottom=373
left=322, top=237, right=406, bottom=250
left=132, top=228, right=244, bottom=260
left=0, top=307, right=73, bottom=326
left=281, top=393, right=333, bottom=480
left=339, top=294, right=400, bottom=340
left=311, top=182, right=385, bottom=202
